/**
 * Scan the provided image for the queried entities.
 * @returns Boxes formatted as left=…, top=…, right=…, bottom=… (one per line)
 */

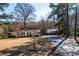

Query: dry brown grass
left=0, top=37, right=32, bottom=50
left=0, top=37, right=59, bottom=56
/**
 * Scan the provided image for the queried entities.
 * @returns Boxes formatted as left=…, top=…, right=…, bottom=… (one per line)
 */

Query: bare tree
left=14, top=3, right=35, bottom=30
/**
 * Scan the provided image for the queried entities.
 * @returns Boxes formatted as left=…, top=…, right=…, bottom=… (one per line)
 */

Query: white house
left=8, top=29, right=41, bottom=37
left=22, top=29, right=40, bottom=36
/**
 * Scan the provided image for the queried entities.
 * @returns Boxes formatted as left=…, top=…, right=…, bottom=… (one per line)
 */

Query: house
left=0, top=28, right=4, bottom=37
left=16, top=29, right=41, bottom=37
left=8, top=29, right=41, bottom=38
left=8, top=29, right=16, bottom=38
left=47, top=29, right=59, bottom=35
left=0, top=28, right=4, bottom=34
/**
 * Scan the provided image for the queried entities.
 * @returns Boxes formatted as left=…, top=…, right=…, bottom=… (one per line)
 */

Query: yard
left=1, top=36, right=78, bottom=56
left=0, top=37, right=32, bottom=50
left=0, top=37, right=38, bottom=56
left=0, top=36, right=58, bottom=56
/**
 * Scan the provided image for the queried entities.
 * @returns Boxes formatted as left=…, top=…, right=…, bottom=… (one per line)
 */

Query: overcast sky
left=5, top=3, right=51, bottom=21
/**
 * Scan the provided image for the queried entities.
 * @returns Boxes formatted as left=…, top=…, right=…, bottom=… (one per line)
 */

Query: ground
left=0, top=36, right=79, bottom=56
left=0, top=37, right=32, bottom=50
left=58, top=37, right=79, bottom=56
left=0, top=36, right=58, bottom=56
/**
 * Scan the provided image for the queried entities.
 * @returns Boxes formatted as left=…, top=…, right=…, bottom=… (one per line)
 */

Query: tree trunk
left=74, top=4, right=79, bottom=45
left=24, top=20, right=26, bottom=30
left=66, top=3, right=70, bottom=36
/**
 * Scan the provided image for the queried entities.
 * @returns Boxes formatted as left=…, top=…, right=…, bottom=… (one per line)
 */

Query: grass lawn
left=0, top=37, right=33, bottom=51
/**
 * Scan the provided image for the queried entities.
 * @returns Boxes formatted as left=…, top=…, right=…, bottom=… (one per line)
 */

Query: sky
left=5, top=3, right=51, bottom=21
